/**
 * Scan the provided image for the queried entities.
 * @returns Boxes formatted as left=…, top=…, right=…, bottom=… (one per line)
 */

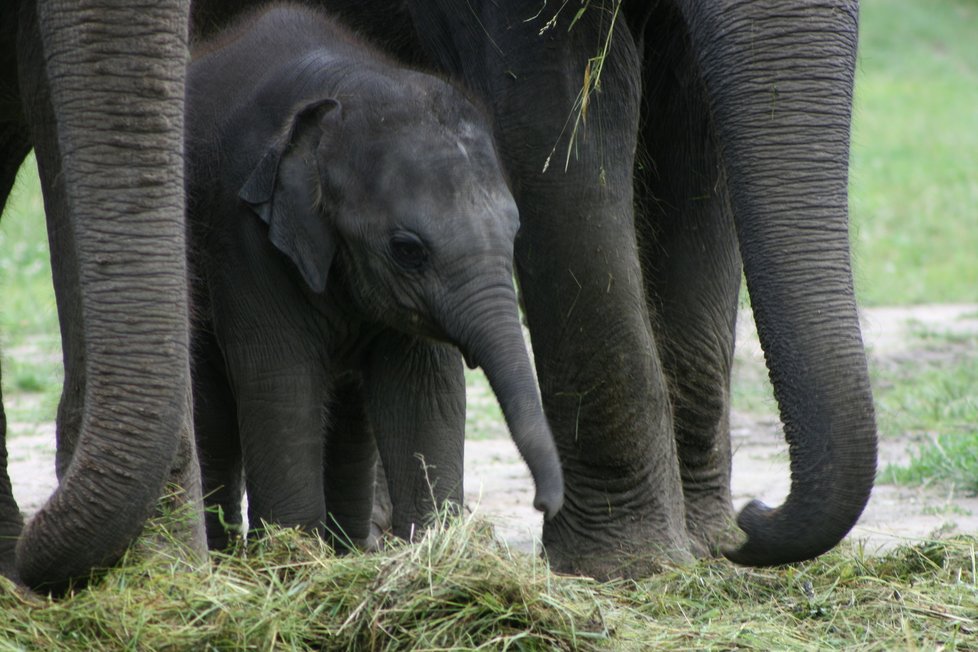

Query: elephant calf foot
left=205, top=519, right=244, bottom=551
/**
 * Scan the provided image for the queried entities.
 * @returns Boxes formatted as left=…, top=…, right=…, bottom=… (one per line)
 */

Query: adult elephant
left=191, top=0, right=877, bottom=577
left=0, top=0, right=204, bottom=592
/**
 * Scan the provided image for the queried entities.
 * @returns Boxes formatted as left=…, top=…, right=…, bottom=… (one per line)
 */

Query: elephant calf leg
left=322, top=376, right=378, bottom=550
left=192, top=331, right=244, bottom=549
left=237, top=375, right=330, bottom=540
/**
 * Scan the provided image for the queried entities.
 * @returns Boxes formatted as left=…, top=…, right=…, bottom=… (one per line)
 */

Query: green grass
left=880, top=432, right=978, bottom=495
left=873, top=354, right=978, bottom=443
left=849, top=0, right=978, bottom=305
left=871, top=322, right=978, bottom=493
left=1, top=514, right=976, bottom=650
left=732, top=310, right=978, bottom=495
left=0, top=155, right=58, bottom=342
left=0, top=154, right=61, bottom=425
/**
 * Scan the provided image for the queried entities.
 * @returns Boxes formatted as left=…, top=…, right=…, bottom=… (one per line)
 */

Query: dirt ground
left=6, top=304, right=978, bottom=558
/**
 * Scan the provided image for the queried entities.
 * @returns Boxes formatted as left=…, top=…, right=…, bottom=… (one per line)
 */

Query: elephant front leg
left=321, top=374, right=378, bottom=550
left=634, top=3, right=742, bottom=557
left=450, top=3, right=692, bottom=577
left=364, top=333, right=465, bottom=541
left=233, top=359, right=330, bottom=538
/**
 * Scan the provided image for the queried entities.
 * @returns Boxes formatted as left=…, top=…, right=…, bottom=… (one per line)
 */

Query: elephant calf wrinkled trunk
left=451, top=290, right=564, bottom=520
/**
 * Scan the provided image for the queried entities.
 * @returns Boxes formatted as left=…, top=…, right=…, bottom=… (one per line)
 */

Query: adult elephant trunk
left=448, top=280, right=564, bottom=520
left=16, top=0, right=199, bottom=591
left=678, top=0, right=877, bottom=564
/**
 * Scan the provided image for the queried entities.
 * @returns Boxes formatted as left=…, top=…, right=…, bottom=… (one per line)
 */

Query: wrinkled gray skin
left=185, top=5, right=563, bottom=549
left=193, top=0, right=877, bottom=578
left=0, top=0, right=204, bottom=593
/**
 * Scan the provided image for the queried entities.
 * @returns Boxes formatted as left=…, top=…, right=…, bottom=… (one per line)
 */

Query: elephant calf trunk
left=457, top=302, right=564, bottom=520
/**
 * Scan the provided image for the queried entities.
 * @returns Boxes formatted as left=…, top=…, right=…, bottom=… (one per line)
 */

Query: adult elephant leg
left=321, top=374, right=378, bottom=550
left=674, top=0, right=877, bottom=565
left=507, top=8, right=690, bottom=578
left=408, top=2, right=691, bottom=576
left=0, top=383, right=22, bottom=581
left=0, top=68, right=37, bottom=578
left=633, top=3, right=741, bottom=556
left=15, top=0, right=204, bottom=592
left=0, top=130, right=32, bottom=580
left=6, top=19, right=83, bottom=481
left=364, top=333, right=465, bottom=542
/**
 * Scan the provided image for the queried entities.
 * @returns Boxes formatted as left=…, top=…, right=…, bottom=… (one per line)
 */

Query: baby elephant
left=185, top=3, right=562, bottom=547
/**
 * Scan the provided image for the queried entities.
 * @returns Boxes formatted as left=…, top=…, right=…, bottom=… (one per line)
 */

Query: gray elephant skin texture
left=185, top=4, right=563, bottom=550
left=191, top=0, right=878, bottom=578
left=0, top=0, right=204, bottom=593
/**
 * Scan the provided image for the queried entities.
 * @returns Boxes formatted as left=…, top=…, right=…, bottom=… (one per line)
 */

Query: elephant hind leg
left=635, top=3, right=741, bottom=556
left=192, top=327, right=243, bottom=550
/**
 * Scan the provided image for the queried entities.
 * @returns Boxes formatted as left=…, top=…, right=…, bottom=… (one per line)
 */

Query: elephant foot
left=0, top=500, right=24, bottom=584
left=363, top=465, right=393, bottom=551
left=542, top=512, right=693, bottom=580
left=161, top=429, right=208, bottom=561
left=0, top=562, right=20, bottom=587
left=365, top=515, right=391, bottom=552
left=0, top=535, right=21, bottom=586
left=134, top=481, right=209, bottom=566
left=204, top=510, right=244, bottom=551
left=322, top=512, right=376, bottom=552
left=683, top=484, right=740, bottom=558
left=545, top=541, right=694, bottom=580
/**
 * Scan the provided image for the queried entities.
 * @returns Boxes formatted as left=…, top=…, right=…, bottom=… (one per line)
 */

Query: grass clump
left=2, top=515, right=978, bottom=650
left=872, top=324, right=978, bottom=493
left=616, top=538, right=978, bottom=650
left=879, top=431, right=978, bottom=495
left=0, top=513, right=608, bottom=651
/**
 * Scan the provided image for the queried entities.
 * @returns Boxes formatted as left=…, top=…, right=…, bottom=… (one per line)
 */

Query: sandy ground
left=6, top=304, right=978, bottom=558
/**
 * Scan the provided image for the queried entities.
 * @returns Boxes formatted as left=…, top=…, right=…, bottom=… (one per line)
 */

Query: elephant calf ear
left=239, top=98, right=339, bottom=294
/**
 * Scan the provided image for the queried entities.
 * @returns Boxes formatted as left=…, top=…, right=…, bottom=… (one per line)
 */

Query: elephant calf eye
left=389, top=232, right=429, bottom=270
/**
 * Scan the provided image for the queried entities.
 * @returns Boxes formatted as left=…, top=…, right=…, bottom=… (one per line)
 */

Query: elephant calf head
left=238, top=72, right=520, bottom=345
